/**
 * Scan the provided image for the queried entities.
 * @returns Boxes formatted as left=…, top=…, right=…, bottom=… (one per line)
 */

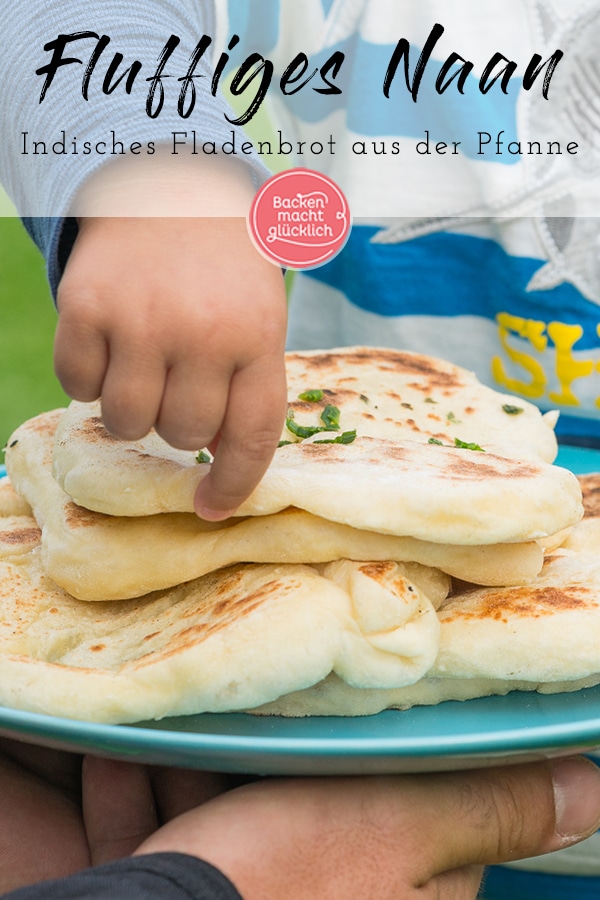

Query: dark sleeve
left=4, top=853, right=244, bottom=900
left=21, top=217, right=79, bottom=300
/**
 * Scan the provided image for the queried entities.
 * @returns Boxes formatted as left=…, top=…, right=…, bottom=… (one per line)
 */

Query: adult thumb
left=415, top=756, right=600, bottom=880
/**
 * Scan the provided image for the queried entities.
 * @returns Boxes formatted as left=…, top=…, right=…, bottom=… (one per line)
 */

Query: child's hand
left=54, top=180, right=288, bottom=519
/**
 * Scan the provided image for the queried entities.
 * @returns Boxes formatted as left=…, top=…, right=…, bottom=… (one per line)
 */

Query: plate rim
left=1, top=688, right=600, bottom=760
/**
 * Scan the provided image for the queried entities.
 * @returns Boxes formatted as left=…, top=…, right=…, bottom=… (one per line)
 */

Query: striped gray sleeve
left=1, top=1, right=270, bottom=291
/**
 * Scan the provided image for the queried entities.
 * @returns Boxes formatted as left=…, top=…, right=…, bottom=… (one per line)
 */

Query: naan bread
left=252, top=670, right=600, bottom=717
left=6, top=411, right=543, bottom=600
left=561, top=473, right=600, bottom=555
left=256, top=552, right=600, bottom=716
left=578, top=473, right=600, bottom=517
left=0, top=511, right=447, bottom=723
left=0, top=479, right=32, bottom=517
left=0, top=515, right=41, bottom=560
left=0, top=466, right=596, bottom=722
left=0, top=507, right=595, bottom=721
left=50, top=348, right=581, bottom=545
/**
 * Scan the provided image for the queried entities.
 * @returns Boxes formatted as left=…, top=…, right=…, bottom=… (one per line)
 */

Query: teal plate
left=0, top=447, right=598, bottom=775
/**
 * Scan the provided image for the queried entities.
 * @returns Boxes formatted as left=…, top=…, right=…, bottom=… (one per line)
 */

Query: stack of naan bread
left=0, top=347, right=596, bottom=723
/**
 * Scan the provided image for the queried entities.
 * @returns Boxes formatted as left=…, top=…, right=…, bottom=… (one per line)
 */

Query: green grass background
left=0, top=216, right=68, bottom=454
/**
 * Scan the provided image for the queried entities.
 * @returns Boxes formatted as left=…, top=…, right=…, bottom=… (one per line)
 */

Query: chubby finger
left=53, top=294, right=109, bottom=402
left=154, top=362, right=230, bottom=452
left=82, top=756, right=158, bottom=867
left=194, top=353, right=287, bottom=519
left=98, top=340, right=167, bottom=442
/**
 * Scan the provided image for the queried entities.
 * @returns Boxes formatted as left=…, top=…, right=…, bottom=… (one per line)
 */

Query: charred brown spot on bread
left=338, top=348, right=459, bottom=380
left=385, top=352, right=462, bottom=383
left=288, top=388, right=355, bottom=413
left=0, top=526, right=41, bottom=546
left=336, top=389, right=365, bottom=402
left=443, top=455, right=539, bottom=480
left=81, top=416, right=121, bottom=443
left=143, top=632, right=160, bottom=642
left=296, top=443, right=346, bottom=461
left=358, top=561, right=396, bottom=581
left=287, top=348, right=453, bottom=374
left=210, top=579, right=285, bottom=620
left=89, top=644, right=106, bottom=653
left=134, top=575, right=296, bottom=663
left=508, top=462, right=543, bottom=477
left=288, top=400, right=325, bottom=414
left=29, top=411, right=63, bottom=437
left=357, top=561, right=418, bottom=595
left=212, top=569, right=246, bottom=596
left=443, top=584, right=593, bottom=624
left=444, top=458, right=505, bottom=479
left=578, top=474, right=600, bottom=518
left=64, top=501, right=102, bottom=528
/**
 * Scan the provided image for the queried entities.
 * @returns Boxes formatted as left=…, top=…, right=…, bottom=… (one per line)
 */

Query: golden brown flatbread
left=0, top=512, right=448, bottom=722
left=255, top=552, right=600, bottom=716
left=48, top=349, right=580, bottom=547
left=5, top=411, right=545, bottom=601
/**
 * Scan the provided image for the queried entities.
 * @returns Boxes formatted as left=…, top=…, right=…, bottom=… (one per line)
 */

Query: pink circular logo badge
left=248, top=168, right=351, bottom=270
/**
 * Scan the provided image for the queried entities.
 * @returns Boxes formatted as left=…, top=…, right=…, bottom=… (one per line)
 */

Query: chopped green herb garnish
left=428, top=437, right=485, bottom=452
left=277, top=440, right=294, bottom=448
left=320, top=404, right=341, bottom=430
left=285, top=414, right=325, bottom=439
left=502, top=404, right=524, bottom=416
left=424, top=397, right=437, bottom=404
left=286, top=408, right=341, bottom=439
left=454, top=438, right=485, bottom=452
left=196, top=450, right=213, bottom=464
left=446, top=411, right=462, bottom=424
left=401, top=402, right=413, bottom=410
left=359, top=394, right=369, bottom=404
left=314, top=430, right=357, bottom=445
left=298, top=389, right=324, bottom=403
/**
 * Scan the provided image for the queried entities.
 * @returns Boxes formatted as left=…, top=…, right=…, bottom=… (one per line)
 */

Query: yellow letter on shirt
left=493, top=313, right=547, bottom=398
left=547, top=322, right=593, bottom=406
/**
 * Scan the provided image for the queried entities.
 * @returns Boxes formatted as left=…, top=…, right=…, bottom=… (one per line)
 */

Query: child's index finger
left=193, top=355, right=287, bottom=521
